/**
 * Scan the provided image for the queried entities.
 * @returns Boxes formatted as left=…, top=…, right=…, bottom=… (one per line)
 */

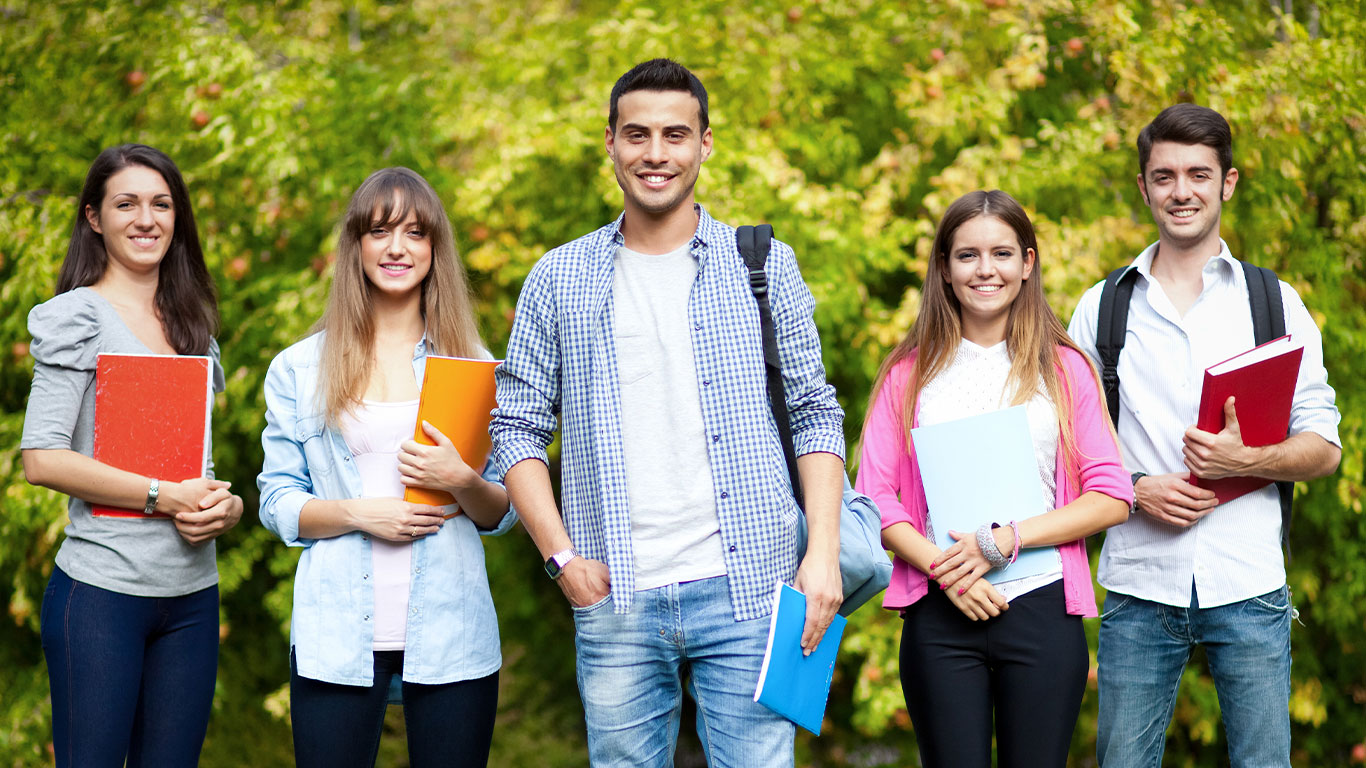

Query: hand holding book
left=398, top=420, right=483, bottom=513
left=1182, top=334, right=1303, bottom=504
left=929, top=524, right=1018, bottom=596
left=1182, top=396, right=1257, bottom=480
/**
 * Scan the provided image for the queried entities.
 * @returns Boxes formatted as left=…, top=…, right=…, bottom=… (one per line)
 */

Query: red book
left=92, top=353, right=213, bottom=518
left=1191, top=335, right=1303, bottom=505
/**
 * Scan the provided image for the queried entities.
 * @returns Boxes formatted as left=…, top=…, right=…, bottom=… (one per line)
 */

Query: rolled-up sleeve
left=1281, top=283, right=1341, bottom=447
left=855, top=361, right=914, bottom=530
left=768, top=240, right=845, bottom=460
left=490, top=261, right=562, bottom=479
left=256, top=352, right=317, bottom=548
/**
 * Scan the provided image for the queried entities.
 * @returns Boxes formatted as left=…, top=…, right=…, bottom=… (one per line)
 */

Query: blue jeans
left=1096, top=585, right=1292, bottom=768
left=40, top=565, right=219, bottom=768
left=572, top=575, right=795, bottom=767
left=291, top=650, right=499, bottom=768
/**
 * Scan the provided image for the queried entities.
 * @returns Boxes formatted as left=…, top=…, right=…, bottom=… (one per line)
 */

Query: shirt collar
left=1134, top=238, right=1237, bottom=283
left=606, top=204, right=717, bottom=266
left=412, top=329, right=429, bottom=360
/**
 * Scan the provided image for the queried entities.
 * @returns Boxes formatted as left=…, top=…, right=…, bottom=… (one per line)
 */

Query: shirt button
left=343, top=455, right=351, bottom=462
left=712, top=434, right=720, bottom=443
left=720, top=491, right=728, bottom=499
left=703, top=380, right=710, bottom=387
left=729, top=545, right=737, bottom=552
left=363, top=615, right=371, bottom=621
left=694, top=323, right=702, bottom=331
left=362, top=535, right=369, bottom=541
left=659, top=629, right=666, bottom=636
left=363, top=573, right=370, bottom=580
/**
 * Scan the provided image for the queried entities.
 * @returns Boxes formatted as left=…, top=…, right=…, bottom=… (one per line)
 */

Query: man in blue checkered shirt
left=490, top=58, right=845, bottom=765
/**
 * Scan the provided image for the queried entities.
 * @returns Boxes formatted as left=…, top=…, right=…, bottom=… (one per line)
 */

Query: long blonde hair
left=316, top=167, right=483, bottom=424
left=865, top=190, right=1107, bottom=486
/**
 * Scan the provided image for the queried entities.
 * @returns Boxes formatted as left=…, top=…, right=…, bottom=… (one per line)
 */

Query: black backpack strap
left=737, top=225, right=805, bottom=511
left=1095, top=265, right=1140, bottom=428
left=1242, top=262, right=1287, bottom=343
left=1241, top=261, right=1294, bottom=556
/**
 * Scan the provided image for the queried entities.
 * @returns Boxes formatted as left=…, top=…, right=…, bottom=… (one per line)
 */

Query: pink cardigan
left=855, top=346, right=1133, bottom=617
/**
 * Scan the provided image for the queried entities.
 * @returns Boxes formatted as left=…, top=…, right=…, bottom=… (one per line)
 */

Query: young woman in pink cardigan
left=855, top=190, right=1132, bottom=768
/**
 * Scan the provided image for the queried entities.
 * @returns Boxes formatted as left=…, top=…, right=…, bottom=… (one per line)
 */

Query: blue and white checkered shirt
left=491, top=206, right=845, bottom=621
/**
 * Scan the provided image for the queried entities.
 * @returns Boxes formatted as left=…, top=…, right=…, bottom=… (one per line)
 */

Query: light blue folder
left=911, top=405, right=1055, bottom=584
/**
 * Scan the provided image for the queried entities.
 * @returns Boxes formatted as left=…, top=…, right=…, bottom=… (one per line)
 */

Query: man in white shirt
left=1068, top=104, right=1341, bottom=767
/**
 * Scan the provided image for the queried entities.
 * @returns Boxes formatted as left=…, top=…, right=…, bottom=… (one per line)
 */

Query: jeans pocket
left=571, top=594, right=612, bottom=614
left=1100, top=593, right=1133, bottom=621
left=1249, top=586, right=1291, bottom=614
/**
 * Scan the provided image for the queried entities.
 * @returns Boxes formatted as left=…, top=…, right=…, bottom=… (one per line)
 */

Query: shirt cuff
left=491, top=439, right=550, bottom=481
left=794, top=431, right=847, bottom=462
left=264, top=489, right=316, bottom=548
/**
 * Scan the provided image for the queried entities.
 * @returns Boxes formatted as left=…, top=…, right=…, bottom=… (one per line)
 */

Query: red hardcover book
left=1191, top=335, right=1303, bottom=505
left=92, top=353, right=213, bottom=518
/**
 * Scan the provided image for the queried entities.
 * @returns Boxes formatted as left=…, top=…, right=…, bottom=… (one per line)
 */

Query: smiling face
left=945, top=214, right=1035, bottom=345
left=606, top=89, right=712, bottom=218
left=85, top=164, right=175, bottom=278
left=359, top=201, right=432, bottom=302
left=1138, top=140, right=1238, bottom=252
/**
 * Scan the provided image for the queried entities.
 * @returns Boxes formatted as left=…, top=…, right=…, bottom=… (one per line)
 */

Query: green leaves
left=2, top=0, right=1364, bottom=765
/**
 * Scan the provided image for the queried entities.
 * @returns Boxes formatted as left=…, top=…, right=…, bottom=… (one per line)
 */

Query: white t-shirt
left=612, top=242, right=727, bottom=590
left=341, top=399, right=419, bottom=650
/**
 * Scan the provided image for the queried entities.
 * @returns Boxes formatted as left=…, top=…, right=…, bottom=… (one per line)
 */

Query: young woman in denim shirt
left=21, top=144, right=242, bottom=767
left=856, top=191, right=1132, bottom=768
left=258, top=167, right=514, bottom=768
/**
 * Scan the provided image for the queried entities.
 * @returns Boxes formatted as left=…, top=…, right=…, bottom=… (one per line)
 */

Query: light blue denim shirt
left=258, top=332, right=516, bottom=687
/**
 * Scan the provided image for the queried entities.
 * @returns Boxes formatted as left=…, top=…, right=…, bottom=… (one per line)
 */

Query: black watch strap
left=1129, top=472, right=1147, bottom=513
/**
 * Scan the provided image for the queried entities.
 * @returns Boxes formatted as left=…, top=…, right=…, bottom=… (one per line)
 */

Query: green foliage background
left=2, top=1, right=1363, bottom=765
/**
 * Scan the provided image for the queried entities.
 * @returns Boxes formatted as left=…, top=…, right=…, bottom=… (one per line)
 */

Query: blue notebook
left=910, top=405, right=1056, bottom=584
left=753, top=582, right=847, bottom=735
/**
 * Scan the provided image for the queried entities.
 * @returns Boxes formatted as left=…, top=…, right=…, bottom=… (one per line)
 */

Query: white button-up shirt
left=1069, top=240, right=1340, bottom=608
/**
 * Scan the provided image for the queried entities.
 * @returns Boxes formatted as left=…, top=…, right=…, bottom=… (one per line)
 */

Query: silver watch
left=544, top=547, right=578, bottom=580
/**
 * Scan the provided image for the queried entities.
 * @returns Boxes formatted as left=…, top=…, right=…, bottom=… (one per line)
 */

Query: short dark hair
left=1137, top=103, right=1233, bottom=178
left=58, top=144, right=219, bottom=355
left=608, top=58, right=709, bottom=133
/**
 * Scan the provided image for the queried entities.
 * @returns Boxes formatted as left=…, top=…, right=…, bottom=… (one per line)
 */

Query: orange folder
left=403, top=356, right=500, bottom=509
left=92, top=353, right=213, bottom=518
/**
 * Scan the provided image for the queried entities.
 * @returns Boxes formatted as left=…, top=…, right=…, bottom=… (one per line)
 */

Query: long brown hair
left=864, top=190, right=1107, bottom=486
left=316, top=167, right=483, bottom=424
left=57, top=144, right=218, bottom=354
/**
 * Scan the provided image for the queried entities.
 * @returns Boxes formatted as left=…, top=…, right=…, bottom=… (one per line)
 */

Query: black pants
left=899, top=580, right=1088, bottom=768
left=291, top=650, right=499, bottom=768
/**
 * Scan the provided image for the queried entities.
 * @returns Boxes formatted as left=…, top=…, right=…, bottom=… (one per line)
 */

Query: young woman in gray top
left=20, top=144, right=242, bottom=768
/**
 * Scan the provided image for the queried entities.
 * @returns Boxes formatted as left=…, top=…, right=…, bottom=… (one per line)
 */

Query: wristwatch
left=143, top=478, right=160, bottom=516
left=544, top=547, right=578, bottom=580
left=1130, top=472, right=1147, bottom=513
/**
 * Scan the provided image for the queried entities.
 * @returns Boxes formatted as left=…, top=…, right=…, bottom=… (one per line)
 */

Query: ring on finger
left=411, top=525, right=418, bottom=537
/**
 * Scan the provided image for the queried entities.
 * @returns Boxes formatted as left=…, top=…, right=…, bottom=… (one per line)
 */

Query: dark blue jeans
left=40, top=565, right=220, bottom=768
left=291, top=650, right=499, bottom=768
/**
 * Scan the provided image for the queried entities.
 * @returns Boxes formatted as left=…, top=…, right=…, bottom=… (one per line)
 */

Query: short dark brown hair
left=1137, top=104, right=1233, bottom=178
left=608, top=58, right=709, bottom=133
